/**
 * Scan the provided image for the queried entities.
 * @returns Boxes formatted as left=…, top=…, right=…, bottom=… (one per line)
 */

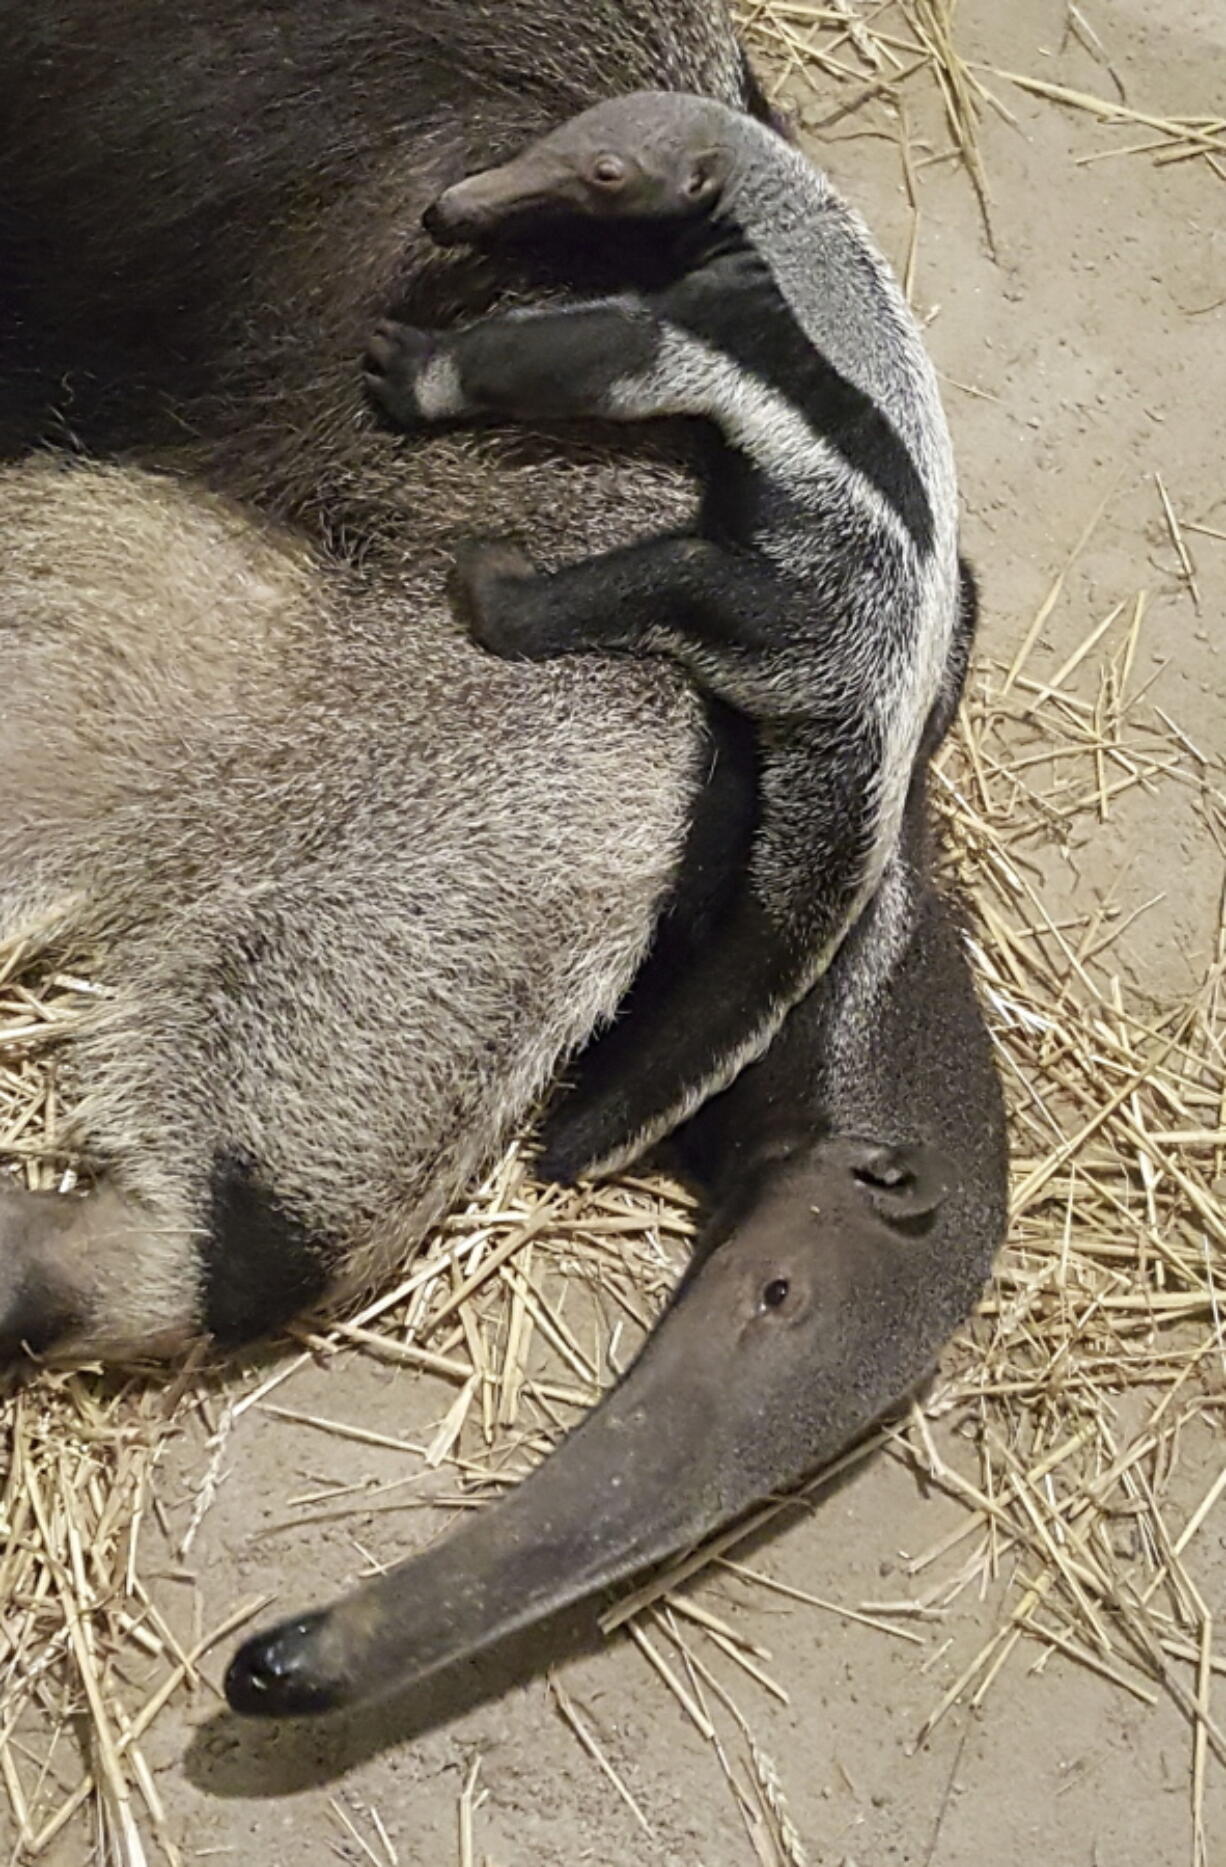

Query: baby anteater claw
left=363, top=319, right=443, bottom=428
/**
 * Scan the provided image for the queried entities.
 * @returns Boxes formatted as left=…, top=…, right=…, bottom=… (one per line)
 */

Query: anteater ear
left=683, top=149, right=726, bottom=201
left=842, top=1138, right=953, bottom=1223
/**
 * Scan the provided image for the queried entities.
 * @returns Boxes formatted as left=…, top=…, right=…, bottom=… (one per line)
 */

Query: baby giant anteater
left=366, top=91, right=963, bottom=1185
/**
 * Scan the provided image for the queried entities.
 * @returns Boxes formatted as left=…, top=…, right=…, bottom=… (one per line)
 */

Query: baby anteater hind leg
left=0, top=1181, right=199, bottom=1363
left=454, top=533, right=789, bottom=664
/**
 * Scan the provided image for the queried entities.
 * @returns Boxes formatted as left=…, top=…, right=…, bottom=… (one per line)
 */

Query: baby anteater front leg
left=365, top=299, right=661, bottom=431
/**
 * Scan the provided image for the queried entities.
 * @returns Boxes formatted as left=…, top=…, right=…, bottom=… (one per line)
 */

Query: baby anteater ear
left=684, top=149, right=728, bottom=203
left=841, top=1138, right=953, bottom=1223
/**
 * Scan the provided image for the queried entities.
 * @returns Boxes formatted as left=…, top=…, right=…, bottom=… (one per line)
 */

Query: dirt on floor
left=5, top=1, right=1226, bottom=1864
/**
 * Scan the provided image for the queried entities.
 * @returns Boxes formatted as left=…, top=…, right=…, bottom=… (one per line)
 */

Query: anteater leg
left=537, top=883, right=808, bottom=1183
left=0, top=1181, right=198, bottom=1364
left=365, top=299, right=763, bottom=438
left=454, top=534, right=788, bottom=661
left=540, top=733, right=880, bottom=1182
left=365, top=301, right=663, bottom=429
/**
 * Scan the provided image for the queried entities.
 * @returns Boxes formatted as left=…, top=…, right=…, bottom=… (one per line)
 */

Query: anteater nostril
left=224, top=1610, right=344, bottom=1718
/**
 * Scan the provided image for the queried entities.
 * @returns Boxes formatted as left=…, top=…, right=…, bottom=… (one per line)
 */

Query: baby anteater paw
left=364, top=319, right=461, bottom=428
left=449, top=539, right=558, bottom=658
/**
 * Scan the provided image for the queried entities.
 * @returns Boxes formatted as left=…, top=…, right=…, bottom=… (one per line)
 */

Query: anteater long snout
left=225, top=1310, right=727, bottom=1715
left=224, top=1136, right=1000, bottom=1718
left=423, top=151, right=580, bottom=245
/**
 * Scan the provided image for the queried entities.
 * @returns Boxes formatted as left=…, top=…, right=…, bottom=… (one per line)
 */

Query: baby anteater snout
left=421, top=166, right=536, bottom=244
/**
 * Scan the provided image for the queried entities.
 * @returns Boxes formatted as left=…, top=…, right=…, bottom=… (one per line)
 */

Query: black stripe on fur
left=203, top=1148, right=335, bottom=1347
left=666, top=248, right=935, bottom=554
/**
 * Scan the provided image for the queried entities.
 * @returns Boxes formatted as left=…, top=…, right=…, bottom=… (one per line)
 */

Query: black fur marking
left=659, top=697, right=762, bottom=941
left=203, top=1149, right=335, bottom=1348
left=537, top=890, right=802, bottom=1183
left=695, top=434, right=798, bottom=553
left=456, top=302, right=660, bottom=421
left=545, top=697, right=759, bottom=1139
left=663, top=249, right=935, bottom=554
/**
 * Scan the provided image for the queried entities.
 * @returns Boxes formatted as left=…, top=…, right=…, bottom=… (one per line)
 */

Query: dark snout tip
left=421, top=198, right=477, bottom=247
left=224, top=1610, right=348, bottom=1719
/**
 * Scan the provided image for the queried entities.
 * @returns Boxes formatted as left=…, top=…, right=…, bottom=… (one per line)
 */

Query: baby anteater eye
left=590, top=154, right=626, bottom=187
left=760, top=1276, right=791, bottom=1312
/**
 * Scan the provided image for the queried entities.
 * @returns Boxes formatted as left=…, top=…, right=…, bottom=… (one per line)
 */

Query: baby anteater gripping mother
left=366, top=90, right=962, bottom=1185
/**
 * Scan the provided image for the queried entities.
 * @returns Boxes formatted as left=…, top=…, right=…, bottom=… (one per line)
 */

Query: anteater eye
left=590, top=154, right=626, bottom=187
left=761, top=1277, right=791, bottom=1311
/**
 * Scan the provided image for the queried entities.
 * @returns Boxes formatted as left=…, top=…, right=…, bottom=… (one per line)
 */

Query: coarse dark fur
left=365, top=93, right=960, bottom=1184
left=0, top=2, right=753, bottom=508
